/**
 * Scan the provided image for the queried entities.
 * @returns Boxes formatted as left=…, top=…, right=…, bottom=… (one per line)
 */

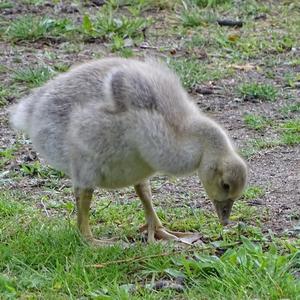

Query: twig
left=40, top=199, right=49, bottom=217
left=86, top=240, right=263, bottom=269
left=98, top=201, right=112, bottom=212
left=87, top=252, right=177, bottom=269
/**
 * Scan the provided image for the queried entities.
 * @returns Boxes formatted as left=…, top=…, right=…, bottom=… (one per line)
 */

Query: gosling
left=10, top=57, right=248, bottom=245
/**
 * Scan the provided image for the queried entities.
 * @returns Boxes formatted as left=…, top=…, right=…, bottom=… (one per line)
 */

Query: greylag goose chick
left=10, top=57, right=248, bottom=245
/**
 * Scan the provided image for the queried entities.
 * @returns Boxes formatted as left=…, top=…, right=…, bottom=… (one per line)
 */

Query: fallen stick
left=86, top=240, right=263, bottom=269
left=87, top=251, right=179, bottom=269
left=217, top=19, right=244, bottom=27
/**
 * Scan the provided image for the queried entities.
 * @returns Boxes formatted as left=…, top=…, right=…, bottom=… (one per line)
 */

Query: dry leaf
left=229, top=63, right=255, bottom=71
left=228, top=33, right=240, bottom=42
left=178, top=233, right=204, bottom=245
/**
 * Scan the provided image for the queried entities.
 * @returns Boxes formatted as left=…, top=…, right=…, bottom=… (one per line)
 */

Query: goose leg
left=74, top=187, right=117, bottom=246
left=134, top=180, right=194, bottom=243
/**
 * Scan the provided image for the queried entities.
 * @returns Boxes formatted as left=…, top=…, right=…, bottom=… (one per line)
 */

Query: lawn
left=0, top=0, right=299, bottom=299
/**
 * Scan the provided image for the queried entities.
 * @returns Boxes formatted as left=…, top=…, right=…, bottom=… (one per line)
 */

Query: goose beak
left=213, top=199, right=234, bottom=226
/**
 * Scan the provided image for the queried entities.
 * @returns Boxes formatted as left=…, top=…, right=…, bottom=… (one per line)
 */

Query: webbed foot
left=139, top=224, right=199, bottom=244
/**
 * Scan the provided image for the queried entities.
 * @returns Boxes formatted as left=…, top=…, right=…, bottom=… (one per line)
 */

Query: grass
left=0, top=191, right=299, bottom=299
left=1, top=0, right=300, bottom=298
left=80, top=5, right=153, bottom=53
left=22, top=0, right=47, bottom=4
left=280, top=102, right=300, bottom=115
left=284, top=72, right=300, bottom=88
left=13, top=65, right=55, bottom=88
left=81, top=7, right=152, bottom=49
left=168, top=58, right=231, bottom=90
left=251, top=138, right=281, bottom=149
left=240, top=138, right=279, bottom=158
left=0, top=146, right=18, bottom=169
left=53, top=63, right=70, bottom=73
left=280, top=119, right=300, bottom=146
left=4, top=16, right=74, bottom=42
left=242, top=186, right=265, bottom=200
left=189, top=0, right=231, bottom=8
left=180, top=0, right=233, bottom=27
left=108, top=0, right=178, bottom=11
left=0, top=84, right=11, bottom=106
left=0, top=1, right=14, bottom=9
left=20, top=161, right=65, bottom=179
left=0, top=64, right=21, bottom=105
left=238, top=83, right=278, bottom=102
left=243, top=114, right=272, bottom=130
left=134, top=0, right=178, bottom=10
left=180, top=6, right=215, bottom=27
left=182, top=240, right=300, bottom=299
left=241, top=115, right=300, bottom=156
left=289, top=58, right=300, bottom=67
left=241, top=118, right=300, bottom=157
left=187, top=20, right=296, bottom=60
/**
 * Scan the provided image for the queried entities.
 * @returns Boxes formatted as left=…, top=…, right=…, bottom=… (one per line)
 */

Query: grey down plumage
left=9, top=57, right=247, bottom=244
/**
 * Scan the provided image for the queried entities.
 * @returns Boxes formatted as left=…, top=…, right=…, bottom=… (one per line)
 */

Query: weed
left=0, top=1, right=14, bottom=9
left=82, top=10, right=151, bottom=45
left=281, top=119, right=300, bottom=133
left=22, top=0, right=47, bottom=4
left=239, top=146, right=257, bottom=159
left=5, top=16, right=74, bottom=42
left=273, top=35, right=294, bottom=53
left=284, top=72, right=300, bottom=88
left=211, top=28, right=295, bottom=59
left=181, top=9, right=204, bottom=27
left=185, top=33, right=207, bottom=49
left=0, top=85, right=9, bottom=106
left=0, top=83, right=21, bottom=106
left=240, top=138, right=280, bottom=158
left=168, top=58, right=230, bottom=90
left=53, top=63, right=70, bottom=73
left=251, top=138, right=281, bottom=149
left=243, top=186, right=265, bottom=200
left=0, top=147, right=18, bottom=169
left=127, top=0, right=177, bottom=11
left=0, top=194, right=24, bottom=217
left=97, top=15, right=149, bottom=39
left=280, top=119, right=300, bottom=145
left=189, top=0, right=232, bottom=8
left=181, top=8, right=214, bottom=27
left=239, top=0, right=269, bottom=15
left=181, top=239, right=300, bottom=299
left=13, top=65, right=55, bottom=88
left=281, top=131, right=300, bottom=146
left=243, top=114, right=272, bottom=130
left=238, top=83, right=278, bottom=102
left=242, top=119, right=300, bottom=152
left=60, top=42, right=83, bottom=54
left=289, top=58, right=300, bottom=67
left=20, top=161, right=65, bottom=179
left=265, top=70, right=276, bottom=79
left=280, top=103, right=300, bottom=114
left=0, top=65, right=6, bottom=75
left=0, top=190, right=299, bottom=298
left=117, top=47, right=134, bottom=58
left=111, top=35, right=125, bottom=51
